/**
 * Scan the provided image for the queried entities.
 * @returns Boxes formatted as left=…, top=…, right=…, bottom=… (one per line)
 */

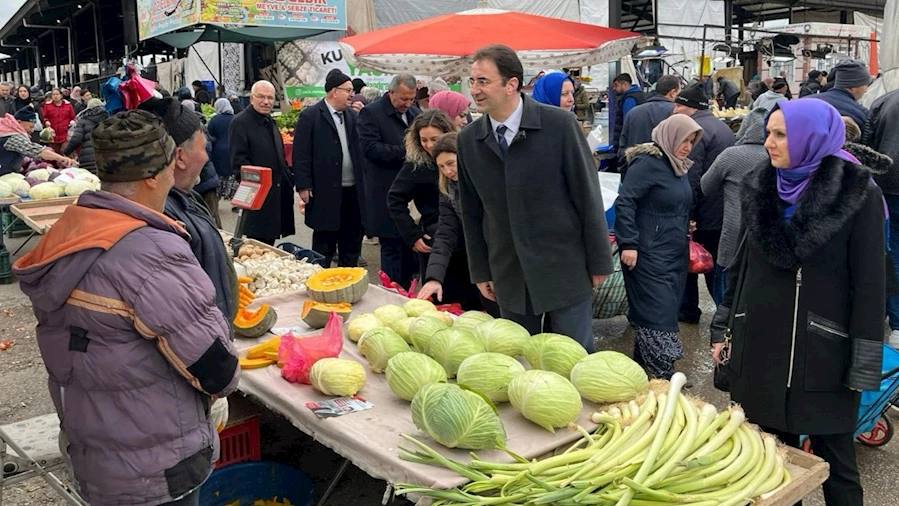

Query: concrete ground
left=1, top=199, right=896, bottom=506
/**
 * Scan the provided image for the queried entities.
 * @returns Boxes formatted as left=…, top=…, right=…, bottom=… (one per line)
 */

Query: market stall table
left=233, top=285, right=829, bottom=505
left=7, top=197, right=78, bottom=255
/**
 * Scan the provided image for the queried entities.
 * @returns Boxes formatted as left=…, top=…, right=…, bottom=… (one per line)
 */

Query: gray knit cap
left=833, top=59, right=871, bottom=89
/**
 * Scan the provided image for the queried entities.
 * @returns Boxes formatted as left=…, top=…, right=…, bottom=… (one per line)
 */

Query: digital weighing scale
left=229, top=165, right=273, bottom=256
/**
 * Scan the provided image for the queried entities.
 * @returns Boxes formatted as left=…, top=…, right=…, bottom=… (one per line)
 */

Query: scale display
left=230, top=166, right=272, bottom=211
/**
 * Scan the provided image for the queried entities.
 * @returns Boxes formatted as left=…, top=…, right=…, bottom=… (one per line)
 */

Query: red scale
left=229, top=166, right=272, bottom=256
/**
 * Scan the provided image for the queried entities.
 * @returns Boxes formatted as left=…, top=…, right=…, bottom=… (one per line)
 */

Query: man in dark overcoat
left=457, top=44, right=614, bottom=352
left=294, top=69, right=366, bottom=267
left=228, top=80, right=296, bottom=244
left=357, top=74, right=421, bottom=287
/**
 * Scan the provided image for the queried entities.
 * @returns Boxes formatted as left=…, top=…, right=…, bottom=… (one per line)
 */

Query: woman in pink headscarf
left=428, top=90, right=470, bottom=130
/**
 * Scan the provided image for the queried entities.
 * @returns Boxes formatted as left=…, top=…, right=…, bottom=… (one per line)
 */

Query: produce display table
left=234, top=286, right=829, bottom=505
left=6, top=197, right=77, bottom=255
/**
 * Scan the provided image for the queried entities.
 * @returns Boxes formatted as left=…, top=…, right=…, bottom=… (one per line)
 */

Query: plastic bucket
left=199, top=461, right=315, bottom=506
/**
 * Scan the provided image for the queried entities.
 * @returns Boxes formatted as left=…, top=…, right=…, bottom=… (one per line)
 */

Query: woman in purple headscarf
left=710, top=99, right=884, bottom=506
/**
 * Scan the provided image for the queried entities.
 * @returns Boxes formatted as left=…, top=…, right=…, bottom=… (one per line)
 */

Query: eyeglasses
left=468, top=77, right=493, bottom=88
left=253, top=94, right=275, bottom=102
left=335, top=86, right=354, bottom=94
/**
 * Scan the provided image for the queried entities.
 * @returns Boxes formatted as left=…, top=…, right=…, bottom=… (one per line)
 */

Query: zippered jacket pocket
left=804, top=312, right=850, bottom=392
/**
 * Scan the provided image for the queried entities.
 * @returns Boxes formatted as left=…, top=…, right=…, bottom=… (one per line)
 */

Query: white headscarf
left=214, top=98, right=234, bottom=115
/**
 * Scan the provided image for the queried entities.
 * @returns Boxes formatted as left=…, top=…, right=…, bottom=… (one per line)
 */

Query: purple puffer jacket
left=13, top=191, right=240, bottom=506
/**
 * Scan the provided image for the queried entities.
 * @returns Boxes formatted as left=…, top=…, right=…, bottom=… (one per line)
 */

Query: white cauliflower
left=0, top=181, right=11, bottom=198
left=65, top=180, right=95, bottom=196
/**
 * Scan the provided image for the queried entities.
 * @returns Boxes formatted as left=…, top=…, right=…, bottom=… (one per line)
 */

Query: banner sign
left=278, top=41, right=459, bottom=101
left=199, top=0, right=346, bottom=30
left=138, top=0, right=200, bottom=40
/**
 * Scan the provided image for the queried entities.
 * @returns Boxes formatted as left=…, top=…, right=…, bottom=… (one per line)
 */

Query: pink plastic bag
left=279, top=312, right=344, bottom=384
left=688, top=236, right=714, bottom=274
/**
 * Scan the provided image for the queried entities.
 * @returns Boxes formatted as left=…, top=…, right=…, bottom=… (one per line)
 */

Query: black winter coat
left=718, top=156, right=885, bottom=435
left=426, top=191, right=465, bottom=283
left=194, top=133, right=220, bottom=195
left=457, top=94, right=613, bottom=315
left=687, top=110, right=735, bottom=231
left=357, top=94, right=420, bottom=238
left=387, top=132, right=440, bottom=248
left=63, top=106, right=108, bottom=173
left=616, top=96, right=675, bottom=173
left=228, top=106, right=296, bottom=242
left=863, top=89, right=899, bottom=196
left=615, top=144, right=692, bottom=333
left=293, top=100, right=366, bottom=233
left=798, top=79, right=822, bottom=98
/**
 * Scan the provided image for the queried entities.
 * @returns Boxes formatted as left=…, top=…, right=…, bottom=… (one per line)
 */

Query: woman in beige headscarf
left=614, top=114, right=703, bottom=379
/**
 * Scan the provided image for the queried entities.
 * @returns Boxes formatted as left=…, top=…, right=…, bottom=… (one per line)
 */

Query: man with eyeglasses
left=357, top=73, right=421, bottom=288
left=229, top=80, right=296, bottom=245
left=456, top=44, right=613, bottom=352
left=293, top=69, right=367, bottom=268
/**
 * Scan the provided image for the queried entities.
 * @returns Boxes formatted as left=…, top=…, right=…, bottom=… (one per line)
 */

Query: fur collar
left=742, top=155, right=873, bottom=270
left=624, top=142, right=663, bottom=165
left=843, top=142, right=893, bottom=175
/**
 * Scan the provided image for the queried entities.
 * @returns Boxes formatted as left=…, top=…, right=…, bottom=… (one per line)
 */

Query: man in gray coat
left=457, top=44, right=613, bottom=351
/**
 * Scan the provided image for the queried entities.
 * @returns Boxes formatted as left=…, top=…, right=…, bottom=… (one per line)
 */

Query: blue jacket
left=807, top=88, right=868, bottom=137
left=207, top=113, right=234, bottom=178
left=193, top=132, right=220, bottom=195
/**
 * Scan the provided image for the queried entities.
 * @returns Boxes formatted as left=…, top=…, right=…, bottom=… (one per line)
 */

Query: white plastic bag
left=210, top=397, right=230, bottom=432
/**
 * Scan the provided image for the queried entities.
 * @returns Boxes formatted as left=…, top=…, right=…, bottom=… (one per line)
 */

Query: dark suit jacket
left=293, top=100, right=366, bottom=233
left=457, top=94, right=614, bottom=315
left=356, top=94, right=420, bottom=238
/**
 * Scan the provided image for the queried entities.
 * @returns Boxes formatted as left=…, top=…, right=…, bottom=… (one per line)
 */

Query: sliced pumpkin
left=302, top=300, right=353, bottom=329
left=239, top=357, right=276, bottom=369
left=306, top=267, right=370, bottom=304
left=233, top=304, right=277, bottom=339
left=245, top=335, right=281, bottom=359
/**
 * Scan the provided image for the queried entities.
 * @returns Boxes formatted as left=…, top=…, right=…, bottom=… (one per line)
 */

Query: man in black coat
left=672, top=86, right=735, bottom=322
left=357, top=74, right=421, bottom=287
left=192, top=80, right=212, bottom=106
left=228, top=80, right=296, bottom=244
left=807, top=59, right=870, bottom=137
left=457, top=44, right=614, bottom=352
left=799, top=70, right=825, bottom=98
left=617, top=75, right=680, bottom=175
left=294, top=69, right=366, bottom=268
left=0, top=82, right=16, bottom=116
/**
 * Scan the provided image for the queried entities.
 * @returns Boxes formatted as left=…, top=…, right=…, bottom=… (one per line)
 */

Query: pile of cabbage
left=347, top=302, right=653, bottom=450
left=0, top=167, right=100, bottom=200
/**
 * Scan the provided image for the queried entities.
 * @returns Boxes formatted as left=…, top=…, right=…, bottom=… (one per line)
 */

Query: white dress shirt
left=488, top=96, right=524, bottom=147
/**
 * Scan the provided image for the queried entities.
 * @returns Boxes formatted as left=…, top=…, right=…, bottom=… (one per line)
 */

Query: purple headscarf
left=766, top=100, right=860, bottom=205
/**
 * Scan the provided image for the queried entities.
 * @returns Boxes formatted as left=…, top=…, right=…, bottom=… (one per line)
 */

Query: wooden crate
left=219, top=231, right=294, bottom=259
left=10, top=197, right=78, bottom=234
left=757, top=447, right=829, bottom=506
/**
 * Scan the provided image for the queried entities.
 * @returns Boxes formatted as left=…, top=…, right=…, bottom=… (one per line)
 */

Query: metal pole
left=700, top=25, right=708, bottom=78
left=218, top=28, right=223, bottom=87
left=68, top=20, right=77, bottom=85
left=51, top=30, right=60, bottom=87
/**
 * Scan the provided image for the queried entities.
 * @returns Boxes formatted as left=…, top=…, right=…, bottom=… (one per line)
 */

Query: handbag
left=714, top=232, right=750, bottom=392
left=688, top=234, right=714, bottom=274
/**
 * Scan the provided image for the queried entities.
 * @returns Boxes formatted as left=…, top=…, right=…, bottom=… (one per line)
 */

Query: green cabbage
left=508, top=370, right=583, bottom=433
left=408, top=315, right=449, bottom=353
left=358, top=328, right=410, bottom=373
left=403, top=299, right=436, bottom=317
left=474, top=318, right=530, bottom=356
left=569, top=351, right=649, bottom=403
left=452, top=310, right=494, bottom=332
left=427, top=328, right=485, bottom=378
left=421, top=309, right=453, bottom=326
left=28, top=182, right=64, bottom=200
left=373, top=304, right=408, bottom=325
left=522, top=333, right=588, bottom=377
left=0, top=181, right=11, bottom=198
left=347, top=313, right=382, bottom=342
left=385, top=351, right=447, bottom=401
left=411, top=383, right=506, bottom=449
left=389, top=317, right=418, bottom=344
left=456, top=352, right=526, bottom=403
left=309, top=358, right=367, bottom=396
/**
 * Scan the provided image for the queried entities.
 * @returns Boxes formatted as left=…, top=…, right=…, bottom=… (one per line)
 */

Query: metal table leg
left=11, top=230, right=38, bottom=256
left=315, top=458, right=350, bottom=506
left=0, top=427, right=87, bottom=506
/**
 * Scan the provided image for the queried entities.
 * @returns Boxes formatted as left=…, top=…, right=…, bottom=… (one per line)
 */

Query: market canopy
left=154, top=25, right=331, bottom=49
left=339, top=8, right=646, bottom=76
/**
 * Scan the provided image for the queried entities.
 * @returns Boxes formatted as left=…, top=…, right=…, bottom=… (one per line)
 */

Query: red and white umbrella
left=339, top=8, right=646, bottom=76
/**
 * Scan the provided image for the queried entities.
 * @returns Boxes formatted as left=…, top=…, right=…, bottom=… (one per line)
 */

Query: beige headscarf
left=651, top=114, right=704, bottom=177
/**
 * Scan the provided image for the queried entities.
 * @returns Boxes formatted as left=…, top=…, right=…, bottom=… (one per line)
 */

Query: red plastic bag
left=118, top=63, right=158, bottom=110
left=279, top=312, right=344, bottom=384
left=688, top=237, right=714, bottom=274
left=377, top=270, right=464, bottom=315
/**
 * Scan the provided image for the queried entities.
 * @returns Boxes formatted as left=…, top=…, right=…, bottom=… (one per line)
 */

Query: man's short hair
left=656, top=75, right=680, bottom=96
left=191, top=80, right=203, bottom=88
left=613, top=74, right=633, bottom=85
left=473, top=45, right=524, bottom=91
left=389, top=74, right=416, bottom=92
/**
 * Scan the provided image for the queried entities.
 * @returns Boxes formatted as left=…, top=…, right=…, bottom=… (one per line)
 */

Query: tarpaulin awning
left=154, top=25, right=330, bottom=49
left=338, top=7, right=646, bottom=76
